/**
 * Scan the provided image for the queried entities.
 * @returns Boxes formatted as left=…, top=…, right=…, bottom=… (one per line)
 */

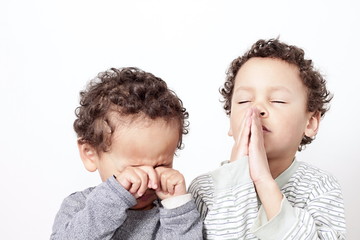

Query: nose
left=254, top=104, right=268, bottom=118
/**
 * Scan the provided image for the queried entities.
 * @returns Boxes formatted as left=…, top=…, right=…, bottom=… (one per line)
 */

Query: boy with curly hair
left=51, top=67, right=202, bottom=239
left=189, top=39, right=346, bottom=239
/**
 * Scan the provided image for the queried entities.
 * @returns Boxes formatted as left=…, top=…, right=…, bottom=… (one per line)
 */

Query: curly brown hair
left=74, top=67, right=189, bottom=153
left=220, top=38, right=333, bottom=150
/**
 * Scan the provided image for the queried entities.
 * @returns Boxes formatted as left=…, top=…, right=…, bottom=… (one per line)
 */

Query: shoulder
left=188, top=173, right=214, bottom=219
left=286, top=161, right=342, bottom=197
left=189, top=173, right=214, bottom=195
left=189, top=157, right=252, bottom=196
left=67, top=186, right=95, bottom=200
left=60, top=187, right=95, bottom=211
left=295, top=162, right=340, bottom=186
left=52, top=186, right=96, bottom=226
left=188, top=173, right=215, bottom=205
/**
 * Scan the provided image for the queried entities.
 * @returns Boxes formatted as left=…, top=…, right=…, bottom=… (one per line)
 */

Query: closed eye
left=155, top=164, right=171, bottom=169
left=238, top=101, right=250, bottom=104
left=271, top=100, right=286, bottom=104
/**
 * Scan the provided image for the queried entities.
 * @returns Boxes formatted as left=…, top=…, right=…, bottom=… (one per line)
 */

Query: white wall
left=1, top=0, right=359, bottom=239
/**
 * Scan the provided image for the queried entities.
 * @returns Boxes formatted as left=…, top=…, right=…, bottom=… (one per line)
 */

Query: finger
left=238, top=109, right=253, bottom=153
left=167, top=172, right=184, bottom=195
left=116, top=168, right=139, bottom=191
left=132, top=168, right=149, bottom=197
left=251, top=108, right=264, bottom=143
left=116, top=175, right=132, bottom=191
left=139, top=166, right=158, bottom=190
left=160, top=172, right=168, bottom=193
left=236, top=107, right=253, bottom=144
left=167, top=178, right=175, bottom=195
left=232, top=108, right=252, bottom=160
left=155, top=167, right=169, bottom=193
left=165, top=172, right=177, bottom=195
left=125, top=168, right=146, bottom=196
left=128, top=172, right=142, bottom=195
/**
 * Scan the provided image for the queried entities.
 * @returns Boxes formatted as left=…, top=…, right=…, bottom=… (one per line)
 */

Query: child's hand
left=230, top=107, right=282, bottom=220
left=248, top=108, right=272, bottom=184
left=115, top=166, right=158, bottom=198
left=229, top=107, right=272, bottom=183
left=248, top=108, right=283, bottom=220
left=154, top=167, right=187, bottom=200
left=229, top=108, right=252, bottom=162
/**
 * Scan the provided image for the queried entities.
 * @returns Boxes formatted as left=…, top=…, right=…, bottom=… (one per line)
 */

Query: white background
left=1, top=0, right=359, bottom=239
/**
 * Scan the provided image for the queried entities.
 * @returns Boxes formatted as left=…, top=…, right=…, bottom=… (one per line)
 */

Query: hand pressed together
left=230, top=107, right=283, bottom=220
left=248, top=108, right=273, bottom=184
left=230, top=107, right=272, bottom=183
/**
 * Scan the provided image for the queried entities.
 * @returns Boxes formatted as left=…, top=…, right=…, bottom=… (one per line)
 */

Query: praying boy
left=189, top=39, right=346, bottom=239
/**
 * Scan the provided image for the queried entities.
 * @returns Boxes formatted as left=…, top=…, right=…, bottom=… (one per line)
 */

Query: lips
left=262, top=125, right=271, bottom=132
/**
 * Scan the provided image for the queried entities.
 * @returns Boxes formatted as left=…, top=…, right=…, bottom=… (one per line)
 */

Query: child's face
left=229, top=57, right=314, bottom=160
left=96, top=118, right=179, bottom=210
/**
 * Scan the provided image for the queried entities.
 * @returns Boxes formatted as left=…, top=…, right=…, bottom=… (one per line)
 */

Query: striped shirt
left=189, top=157, right=346, bottom=239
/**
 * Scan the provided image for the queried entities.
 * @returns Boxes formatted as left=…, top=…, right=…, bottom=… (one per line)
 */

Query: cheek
left=277, top=115, right=307, bottom=140
left=99, top=153, right=128, bottom=179
left=229, top=111, right=246, bottom=138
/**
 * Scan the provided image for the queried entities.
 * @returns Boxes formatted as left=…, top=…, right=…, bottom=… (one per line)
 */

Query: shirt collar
left=274, top=158, right=300, bottom=189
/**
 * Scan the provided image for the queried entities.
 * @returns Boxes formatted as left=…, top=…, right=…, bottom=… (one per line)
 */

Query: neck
left=268, top=154, right=295, bottom=179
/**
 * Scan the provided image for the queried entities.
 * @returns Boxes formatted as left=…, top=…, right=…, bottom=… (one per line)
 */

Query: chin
left=130, top=203, right=154, bottom=211
left=264, top=146, right=278, bottom=160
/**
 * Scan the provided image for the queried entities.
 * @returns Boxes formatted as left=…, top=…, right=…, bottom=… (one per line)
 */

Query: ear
left=77, top=140, right=99, bottom=172
left=304, top=111, right=321, bottom=138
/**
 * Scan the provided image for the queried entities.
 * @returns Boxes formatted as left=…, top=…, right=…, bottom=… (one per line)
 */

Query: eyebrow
left=234, top=86, right=292, bottom=94
left=233, top=86, right=252, bottom=93
left=268, top=86, right=292, bottom=94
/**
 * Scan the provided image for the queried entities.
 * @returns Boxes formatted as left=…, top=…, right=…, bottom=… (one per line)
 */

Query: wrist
left=254, top=175, right=279, bottom=198
left=254, top=177, right=283, bottom=220
left=161, top=193, right=192, bottom=209
left=156, top=187, right=187, bottom=200
left=253, top=174, right=273, bottom=186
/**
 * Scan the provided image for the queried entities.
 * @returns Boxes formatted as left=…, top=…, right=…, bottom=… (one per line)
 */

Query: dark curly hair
left=74, top=67, right=189, bottom=153
left=220, top=38, right=333, bottom=150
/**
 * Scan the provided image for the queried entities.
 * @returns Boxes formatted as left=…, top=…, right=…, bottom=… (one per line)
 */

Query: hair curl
left=220, top=38, right=333, bottom=150
left=74, top=67, right=189, bottom=153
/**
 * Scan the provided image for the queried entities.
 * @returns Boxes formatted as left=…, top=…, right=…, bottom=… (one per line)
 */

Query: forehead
left=110, top=116, right=180, bottom=165
left=234, top=57, right=304, bottom=92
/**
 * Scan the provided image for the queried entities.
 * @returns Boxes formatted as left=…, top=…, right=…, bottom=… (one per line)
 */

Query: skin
left=228, top=57, right=320, bottom=220
left=78, top=116, right=186, bottom=210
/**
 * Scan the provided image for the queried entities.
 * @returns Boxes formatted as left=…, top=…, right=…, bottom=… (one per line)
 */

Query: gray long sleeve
left=51, top=176, right=202, bottom=240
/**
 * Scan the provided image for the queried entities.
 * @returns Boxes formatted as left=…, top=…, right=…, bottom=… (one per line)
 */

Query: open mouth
left=137, top=189, right=156, bottom=202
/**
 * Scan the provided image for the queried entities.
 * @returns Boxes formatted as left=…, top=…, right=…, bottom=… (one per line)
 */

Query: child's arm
left=247, top=108, right=283, bottom=220
left=155, top=167, right=203, bottom=239
left=50, top=176, right=136, bottom=240
left=250, top=177, right=346, bottom=239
